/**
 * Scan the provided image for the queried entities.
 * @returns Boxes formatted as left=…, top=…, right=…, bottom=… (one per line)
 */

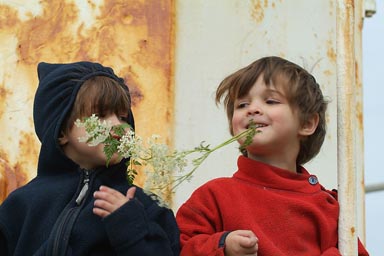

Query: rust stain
left=17, top=131, right=39, bottom=173
left=355, top=61, right=361, bottom=89
left=326, top=40, right=336, bottom=63
left=0, top=0, right=174, bottom=203
left=350, top=226, right=355, bottom=234
left=360, top=174, right=365, bottom=189
left=250, top=0, right=266, bottom=23
left=0, top=150, right=28, bottom=202
left=0, top=132, right=37, bottom=201
left=356, top=102, right=363, bottom=132
left=357, top=16, right=363, bottom=32
left=342, top=1, right=354, bottom=66
left=354, top=61, right=363, bottom=132
left=0, top=86, right=10, bottom=118
left=339, top=0, right=356, bottom=163
left=0, top=157, right=18, bottom=202
left=0, top=4, right=18, bottom=27
left=323, top=70, right=333, bottom=76
left=118, top=65, right=144, bottom=107
left=12, top=163, right=28, bottom=188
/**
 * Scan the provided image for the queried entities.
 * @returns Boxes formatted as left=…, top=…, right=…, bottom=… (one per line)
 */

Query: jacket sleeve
left=176, top=194, right=228, bottom=256
left=0, top=229, right=9, bottom=256
left=103, top=197, right=180, bottom=256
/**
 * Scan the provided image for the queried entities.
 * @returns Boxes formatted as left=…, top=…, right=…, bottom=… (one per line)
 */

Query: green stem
left=171, top=127, right=257, bottom=190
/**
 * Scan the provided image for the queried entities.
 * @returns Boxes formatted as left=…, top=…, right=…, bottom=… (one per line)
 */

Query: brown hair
left=61, top=76, right=131, bottom=134
left=215, top=56, right=328, bottom=165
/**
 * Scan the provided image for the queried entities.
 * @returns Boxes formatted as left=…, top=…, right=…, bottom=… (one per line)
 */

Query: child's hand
left=224, top=230, right=258, bottom=256
left=93, top=185, right=136, bottom=218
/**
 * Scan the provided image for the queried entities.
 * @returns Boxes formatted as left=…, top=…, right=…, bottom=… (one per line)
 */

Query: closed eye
left=236, top=102, right=249, bottom=109
left=266, top=99, right=280, bottom=104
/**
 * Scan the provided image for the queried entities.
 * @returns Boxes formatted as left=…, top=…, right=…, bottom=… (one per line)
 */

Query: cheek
left=229, top=123, right=235, bottom=136
left=231, top=115, right=242, bottom=134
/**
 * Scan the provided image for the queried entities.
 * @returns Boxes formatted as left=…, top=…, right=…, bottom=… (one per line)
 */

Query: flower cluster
left=75, top=114, right=112, bottom=146
left=76, top=114, right=258, bottom=205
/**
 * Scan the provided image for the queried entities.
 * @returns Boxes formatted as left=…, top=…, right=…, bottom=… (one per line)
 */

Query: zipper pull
left=75, top=171, right=90, bottom=205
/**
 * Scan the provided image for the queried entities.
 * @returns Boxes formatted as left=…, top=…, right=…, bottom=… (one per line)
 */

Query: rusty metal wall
left=0, top=0, right=174, bottom=201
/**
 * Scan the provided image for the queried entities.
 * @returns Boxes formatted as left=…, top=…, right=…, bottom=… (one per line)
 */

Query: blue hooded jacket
left=0, top=61, right=180, bottom=256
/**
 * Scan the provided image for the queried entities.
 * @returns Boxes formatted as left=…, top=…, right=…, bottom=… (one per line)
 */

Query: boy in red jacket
left=176, top=56, right=369, bottom=256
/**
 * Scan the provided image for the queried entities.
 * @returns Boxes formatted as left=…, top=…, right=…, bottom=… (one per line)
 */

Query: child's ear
left=299, top=113, right=319, bottom=136
left=58, top=132, right=68, bottom=145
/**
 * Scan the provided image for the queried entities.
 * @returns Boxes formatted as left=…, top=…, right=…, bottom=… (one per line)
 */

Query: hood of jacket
left=33, top=61, right=135, bottom=175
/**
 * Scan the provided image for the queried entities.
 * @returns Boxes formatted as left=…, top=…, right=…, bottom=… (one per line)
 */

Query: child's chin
left=107, top=156, right=121, bottom=165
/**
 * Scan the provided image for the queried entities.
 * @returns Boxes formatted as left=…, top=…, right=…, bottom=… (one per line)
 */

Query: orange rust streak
left=0, top=158, right=18, bottom=202
left=0, top=87, right=9, bottom=118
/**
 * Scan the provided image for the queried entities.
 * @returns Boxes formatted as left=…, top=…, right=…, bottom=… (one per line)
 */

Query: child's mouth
left=255, top=124, right=266, bottom=128
left=246, top=123, right=267, bottom=129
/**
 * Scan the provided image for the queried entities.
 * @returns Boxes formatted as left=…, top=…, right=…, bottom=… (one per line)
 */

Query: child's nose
left=247, top=102, right=262, bottom=116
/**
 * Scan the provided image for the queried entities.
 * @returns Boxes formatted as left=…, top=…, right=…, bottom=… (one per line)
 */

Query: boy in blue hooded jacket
left=0, top=61, right=180, bottom=255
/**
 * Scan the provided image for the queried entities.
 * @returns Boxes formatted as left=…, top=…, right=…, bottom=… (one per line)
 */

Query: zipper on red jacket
left=52, top=169, right=92, bottom=256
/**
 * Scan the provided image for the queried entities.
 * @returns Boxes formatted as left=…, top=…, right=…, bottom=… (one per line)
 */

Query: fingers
left=225, top=230, right=258, bottom=256
left=239, top=236, right=258, bottom=251
left=237, top=230, right=258, bottom=249
left=93, top=185, right=131, bottom=218
left=93, top=206, right=110, bottom=218
left=126, top=186, right=136, bottom=199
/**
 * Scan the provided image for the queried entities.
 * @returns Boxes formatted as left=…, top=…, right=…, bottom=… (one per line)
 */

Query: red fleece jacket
left=176, top=156, right=369, bottom=256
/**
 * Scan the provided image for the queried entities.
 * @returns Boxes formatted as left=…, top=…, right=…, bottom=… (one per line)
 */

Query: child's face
left=232, top=75, right=305, bottom=163
left=60, top=113, right=128, bottom=170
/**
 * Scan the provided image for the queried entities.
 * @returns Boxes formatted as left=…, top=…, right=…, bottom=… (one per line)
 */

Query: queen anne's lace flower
left=75, top=114, right=112, bottom=146
left=76, top=115, right=257, bottom=206
left=117, top=130, right=142, bottom=159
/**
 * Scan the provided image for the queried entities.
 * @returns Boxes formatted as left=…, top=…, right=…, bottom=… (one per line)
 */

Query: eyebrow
left=264, top=87, right=286, bottom=97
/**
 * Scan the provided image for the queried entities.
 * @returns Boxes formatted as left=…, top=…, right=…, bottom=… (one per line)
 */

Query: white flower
left=117, top=130, right=142, bottom=159
left=76, top=115, right=258, bottom=206
left=76, top=114, right=112, bottom=146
